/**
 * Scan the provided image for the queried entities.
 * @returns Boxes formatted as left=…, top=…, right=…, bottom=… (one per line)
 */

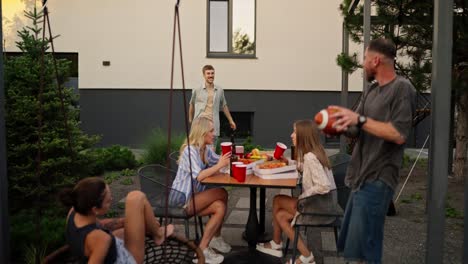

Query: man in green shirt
left=189, top=65, right=236, bottom=148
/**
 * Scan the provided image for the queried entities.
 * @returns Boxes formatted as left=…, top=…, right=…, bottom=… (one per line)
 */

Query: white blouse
left=298, top=152, right=336, bottom=200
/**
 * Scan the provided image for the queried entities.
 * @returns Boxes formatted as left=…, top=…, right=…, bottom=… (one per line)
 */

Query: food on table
left=258, top=162, right=287, bottom=169
left=238, top=158, right=257, bottom=165
left=245, top=148, right=272, bottom=161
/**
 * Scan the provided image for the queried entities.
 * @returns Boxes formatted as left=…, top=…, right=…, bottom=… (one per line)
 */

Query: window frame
left=206, top=0, right=257, bottom=59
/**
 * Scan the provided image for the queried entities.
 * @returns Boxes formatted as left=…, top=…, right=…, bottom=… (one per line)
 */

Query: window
left=207, top=0, right=256, bottom=58
left=219, top=112, right=254, bottom=139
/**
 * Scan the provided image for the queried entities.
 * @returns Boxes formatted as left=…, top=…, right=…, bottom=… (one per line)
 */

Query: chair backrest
left=329, top=153, right=352, bottom=210
left=169, top=151, right=180, bottom=171
left=137, top=164, right=186, bottom=209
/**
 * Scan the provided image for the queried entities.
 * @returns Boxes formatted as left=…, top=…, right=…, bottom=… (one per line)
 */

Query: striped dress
left=172, top=145, right=220, bottom=204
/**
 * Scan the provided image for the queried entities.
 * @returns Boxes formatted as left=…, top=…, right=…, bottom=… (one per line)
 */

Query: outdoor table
left=201, top=172, right=298, bottom=247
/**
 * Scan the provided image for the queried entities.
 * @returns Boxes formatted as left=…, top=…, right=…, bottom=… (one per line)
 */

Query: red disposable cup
left=274, top=142, right=287, bottom=160
left=235, top=145, right=244, bottom=158
left=221, top=142, right=233, bottom=155
left=231, top=162, right=242, bottom=177
left=235, top=164, right=247, bottom=182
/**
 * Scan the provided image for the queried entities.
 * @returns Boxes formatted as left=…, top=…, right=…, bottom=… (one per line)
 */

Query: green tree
left=337, top=0, right=468, bottom=180
left=5, top=8, right=99, bottom=261
left=233, top=29, right=255, bottom=54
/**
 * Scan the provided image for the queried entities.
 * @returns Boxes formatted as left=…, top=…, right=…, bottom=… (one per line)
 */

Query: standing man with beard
left=189, top=65, right=236, bottom=149
left=330, top=39, right=416, bottom=263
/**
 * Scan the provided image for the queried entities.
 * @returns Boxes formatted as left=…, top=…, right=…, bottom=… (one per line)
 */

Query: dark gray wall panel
left=79, top=89, right=429, bottom=149
left=79, top=89, right=193, bottom=148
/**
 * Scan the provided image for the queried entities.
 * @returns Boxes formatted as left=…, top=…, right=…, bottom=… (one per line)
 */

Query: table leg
left=244, top=187, right=259, bottom=247
left=256, top=187, right=272, bottom=243
left=259, top=188, right=265, bottom=234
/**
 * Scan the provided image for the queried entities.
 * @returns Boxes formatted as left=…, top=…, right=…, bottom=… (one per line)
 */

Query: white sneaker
left=256, top=240, right=283, bottom=257
left=193, top=247, right=224, bottom=264
left=209, top=236, right=232, bottom=253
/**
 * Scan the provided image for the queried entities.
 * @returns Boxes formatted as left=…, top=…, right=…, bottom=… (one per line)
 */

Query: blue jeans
left=337, top=180, right=394, bottom=264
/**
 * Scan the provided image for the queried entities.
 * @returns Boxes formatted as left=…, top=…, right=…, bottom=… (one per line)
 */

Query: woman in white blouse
left=256, top=120, right=337, bottom=264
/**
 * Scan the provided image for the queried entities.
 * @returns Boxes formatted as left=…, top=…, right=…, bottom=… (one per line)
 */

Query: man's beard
left=366, top=69, right=376, bottom=82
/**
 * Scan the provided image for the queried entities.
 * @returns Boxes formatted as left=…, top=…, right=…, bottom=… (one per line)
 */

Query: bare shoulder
left=86, top=229, right=113, bottom=262
left=86, top=229, right=112, bottom=249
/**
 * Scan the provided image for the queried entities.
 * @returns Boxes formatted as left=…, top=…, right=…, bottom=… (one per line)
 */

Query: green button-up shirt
left=190, top=85, right=228, bottom=136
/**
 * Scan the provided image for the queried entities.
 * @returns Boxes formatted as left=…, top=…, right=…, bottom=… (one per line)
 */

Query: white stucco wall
left=3, top=0, right=364, bottom=92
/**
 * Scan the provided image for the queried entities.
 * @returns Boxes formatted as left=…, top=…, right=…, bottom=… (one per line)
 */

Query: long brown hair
left=294, top=120, right=331, bottom=169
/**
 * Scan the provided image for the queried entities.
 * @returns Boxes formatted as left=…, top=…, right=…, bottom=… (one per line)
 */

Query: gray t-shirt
left=346, top=76, right=416, bottom=191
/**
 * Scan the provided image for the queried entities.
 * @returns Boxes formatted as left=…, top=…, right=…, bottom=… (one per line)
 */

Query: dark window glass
left=219, top=111, right=254, bottom=139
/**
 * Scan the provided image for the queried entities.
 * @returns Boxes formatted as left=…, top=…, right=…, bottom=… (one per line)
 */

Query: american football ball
left=314, top=108, right=342, bottom=136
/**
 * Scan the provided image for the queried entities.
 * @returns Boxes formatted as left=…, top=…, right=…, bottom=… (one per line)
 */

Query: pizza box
left=240, top=158, right=265, bottom=170
left=221, top=159, right=264, bottom=174
left=255, top=170, right=299, bottom=180
left=253, top=159, right=297, bottom=175
left=254, top=165, right=296, bottom=175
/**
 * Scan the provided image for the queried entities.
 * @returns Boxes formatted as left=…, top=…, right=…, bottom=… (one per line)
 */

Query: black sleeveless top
left=66, top=211, right=117, bottom=264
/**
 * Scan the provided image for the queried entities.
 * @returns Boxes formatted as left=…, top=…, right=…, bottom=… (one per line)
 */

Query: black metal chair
left=168, top=150, right=180, bottom=171
left=138, top=164, right=204, bottom=241
left=285, top=153, right=352, bottom=262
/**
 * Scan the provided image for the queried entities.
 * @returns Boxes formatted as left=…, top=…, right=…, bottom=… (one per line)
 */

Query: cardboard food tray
left=254, top=160, right=296, bottom=175
left=220, top=159, right=264, bottom=174
left=254, top=170, right=299, bottom=179
left=245, top=159, right=264, bottom=169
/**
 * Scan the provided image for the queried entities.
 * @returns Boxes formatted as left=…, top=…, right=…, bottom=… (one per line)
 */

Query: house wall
left=4, top=0, right=365, bottom=91
left=3, top=0, right=430, bottom=149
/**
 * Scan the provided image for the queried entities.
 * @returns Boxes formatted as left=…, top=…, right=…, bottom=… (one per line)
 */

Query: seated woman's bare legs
left=123, top=191, right=174, bottom=264
left=271, top=195, right=297, bottom=244
left=273, top=197, right=312, bottom=262
left=276, top=209, right=311, bottom=260
left=186, top=188, right=228, bottom=250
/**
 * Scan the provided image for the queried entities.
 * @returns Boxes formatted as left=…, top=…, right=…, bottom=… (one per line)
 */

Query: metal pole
left=426, top=0, right=453, bottom=263
left=362, top=0, right=371, bottom=90
left=0, top=0, right=11, bottom=262
left=465, top=160, right=468, bottom=263
left=340, top=22, right=349, bottom=153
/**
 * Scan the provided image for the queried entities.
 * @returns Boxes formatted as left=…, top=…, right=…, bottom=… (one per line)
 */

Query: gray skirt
left=294, top=190, right=342, bottom=226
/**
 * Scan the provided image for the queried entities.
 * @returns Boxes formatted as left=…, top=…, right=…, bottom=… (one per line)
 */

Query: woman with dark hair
left=256, top=120, right=339, bottom=264
left=60, top=177, right=174, bottom=264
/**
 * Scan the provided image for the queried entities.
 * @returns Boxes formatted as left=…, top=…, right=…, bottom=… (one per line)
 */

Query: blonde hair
left=179, top=117, right=213, bottom=164
left=294, top=120, right=331, bottom=169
